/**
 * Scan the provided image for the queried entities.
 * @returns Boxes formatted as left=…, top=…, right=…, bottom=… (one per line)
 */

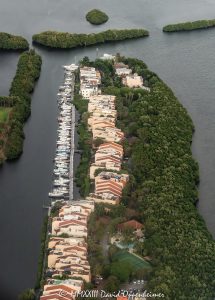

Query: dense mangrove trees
left=0, top=32, right=29, bottom=50
left=32, top=29, right=149, bottom=49
left=163, top=19, right=215, bottom=32
left=0, top=50, right=42, bottom=160
left=83, top=56, right=215, bottom=299
left=86, top=9, right=109, bottom=25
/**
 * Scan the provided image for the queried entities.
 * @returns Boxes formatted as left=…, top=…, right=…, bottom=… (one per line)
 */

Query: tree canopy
left=0, top=32, right=29, bottom=50
left=163, top=19, right=215, bottom=32
left=32, top=29, right=149, bottom=49
left=85, top=56, right=215, bottom=299
left=86, top=9, right=109, bottom=25
left=4, top=50, right=42, bottom=159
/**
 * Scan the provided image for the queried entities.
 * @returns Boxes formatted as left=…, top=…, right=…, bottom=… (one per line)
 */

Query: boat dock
left=48, top=64, right=78, bottom=202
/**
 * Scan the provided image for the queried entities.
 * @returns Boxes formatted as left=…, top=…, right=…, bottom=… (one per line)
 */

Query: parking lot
left=121, top=279, right=146, bottom=294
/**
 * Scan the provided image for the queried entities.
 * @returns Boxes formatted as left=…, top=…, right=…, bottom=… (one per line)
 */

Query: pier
left=69, top=105, right=75, bottom=201
left=48, top=64, right=78, bottom=203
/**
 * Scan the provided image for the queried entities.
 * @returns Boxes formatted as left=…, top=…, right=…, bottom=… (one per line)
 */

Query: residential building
left=80, top=84, right=100, bottom=99
left=40, top=278, right=84, bottom=300
left=90, top=164, right=120, bottom=180
left=52, top=213, right=87, bottom=223
left=97, top=142, right=123, bottom=157
left=90, top=155, right=122, bottom=179
left=80, top=67, right=101, bottom=83
left=92, top=126, right=124, bottom=143
left=100, top=53, right=116, bottom=60
left=52, top=219, right=88, bottom=238
left=88, top=116, right=115, bottom=129
left=117, top=220, right=143, bottom=231
left=122, top=73, right=144, bottom=88
left=88, top=94, right=116, bottom=104
left=86, top=192, right=120, bottom=205
left=79, top=67, right=101, bottom=99
left=95, top=171, right=129, bottom=187
left=89, top=142, right=124, bottom=178
left=48, top=251, right=91, bottom=282
left=90, top=108, right=117, bottom=118
left=114, top=63, right=132, bottom=76
left=88, top=102, right=116, bottom=113
left=95, top=180, right=123, bottom=198
left=91, top=121, right=116, bottom=131
left=48, top=237, right=86, bottom=250
left=59, top=201, right=94, bottom=218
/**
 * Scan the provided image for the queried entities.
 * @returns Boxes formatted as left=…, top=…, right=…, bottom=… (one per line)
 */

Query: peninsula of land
left=32, top=29, right=149, bottom=49
left=0, top=50, right=42, bottom=163
left=163, top=19, right=215, bottom=32
left=28, top=55, right=215, bottom=300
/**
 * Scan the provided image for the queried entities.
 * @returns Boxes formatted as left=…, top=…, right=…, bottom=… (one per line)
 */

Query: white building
left=100, top=53, right=116, bottom=61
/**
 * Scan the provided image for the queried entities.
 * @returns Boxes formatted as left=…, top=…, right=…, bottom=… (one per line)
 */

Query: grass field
left=113, top=250, right=151, bottom=271
left=0, top=108, right=11, bottom=123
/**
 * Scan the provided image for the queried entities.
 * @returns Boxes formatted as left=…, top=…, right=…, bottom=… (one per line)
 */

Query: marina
left=48, top=64, right=78, bottom=202
left=1, top=1, right=215, bottom=298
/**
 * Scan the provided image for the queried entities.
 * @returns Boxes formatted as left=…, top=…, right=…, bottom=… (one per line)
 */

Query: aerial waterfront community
left=10, top=52, right=214, bottom=300
left=2, top=2, right=215, bottom=299
left=39, top=56, right=150, bottom=299
left=1, top=23, right=215, bottom=300
left=0, top=42, right=215, bottom=299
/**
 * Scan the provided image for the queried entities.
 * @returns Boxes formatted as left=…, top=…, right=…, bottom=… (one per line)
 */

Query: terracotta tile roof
left=96, top=180, right=123, bottom=189
left=96, top=178, right=126, bottom=188
left=59, top=220, right=86, bottom=227
left=95, top=155, right=121, bottom=163
left=45, top=285, right=74, bottom=293
left=59, top=212, right=86, bottom=217
left=96, top=182, right=122, bottom=197
left=98, top=142, right=123, bottom=151
left=93, top=121, right=115, bottom=128
left=117, top=297, right=128, bottom=300
left=40, top=294, right=72, bottom=300
left=117, top=220, right=143, bottom=231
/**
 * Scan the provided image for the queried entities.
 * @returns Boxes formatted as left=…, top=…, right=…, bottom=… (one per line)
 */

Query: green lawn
left=113, top=250, right=151, bottom=271
left=0, top=108, right=11, bottom=123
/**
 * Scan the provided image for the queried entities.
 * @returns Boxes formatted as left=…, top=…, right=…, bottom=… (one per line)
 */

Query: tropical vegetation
left=86, top=9, right=109, bottom=25
left=0, top=50, right=42, bottom=161
left=77, top=56, right=215, bottom=299
left=35, top=216, right=49, bottom=289
left=18, top=288, right=35, bottom=300
left=0, top=32, right=29, bottom=50
left=163, top=19, right=215, bottom=32
left=32, top=29, right=149, bottom=49
left=73, top=94, right=92, bottom=197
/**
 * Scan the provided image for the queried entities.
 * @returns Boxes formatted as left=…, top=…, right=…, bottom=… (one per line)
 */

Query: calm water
left=0, top=0, right=215, bottom=298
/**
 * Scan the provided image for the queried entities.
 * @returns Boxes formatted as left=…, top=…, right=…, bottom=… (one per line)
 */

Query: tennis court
left=113, top=250, right=151, bottom=271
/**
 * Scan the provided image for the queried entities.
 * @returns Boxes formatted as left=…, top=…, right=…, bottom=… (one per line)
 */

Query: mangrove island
left=0, top=50, right=42, bottom=162
left=163, top=19, right=215, bottom=32
left=32, top=29, right=149, bottom=49
left=0, top=32, right=29, bottom=50
left=86, top=9, right=109, bottom=25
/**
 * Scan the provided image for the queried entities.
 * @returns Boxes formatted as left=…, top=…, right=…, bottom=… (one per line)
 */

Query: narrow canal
left=1, top=0, right=215, bottom=298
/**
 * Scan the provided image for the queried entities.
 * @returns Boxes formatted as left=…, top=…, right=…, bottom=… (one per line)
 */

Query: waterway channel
left=1, top=0, right=215, bottom=298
